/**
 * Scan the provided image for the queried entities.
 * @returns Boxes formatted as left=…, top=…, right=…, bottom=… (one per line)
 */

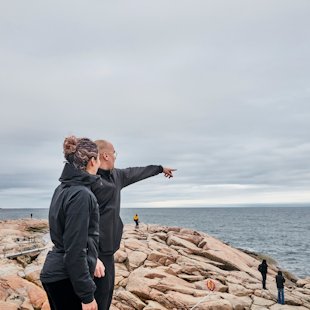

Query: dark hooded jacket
left=91, top=165, right=163, bottom=256
left=40, top=163, right=100, bottom=304
left=276, top=271, right=285, bottom=289
left=258, top=260, right=268, bottom=275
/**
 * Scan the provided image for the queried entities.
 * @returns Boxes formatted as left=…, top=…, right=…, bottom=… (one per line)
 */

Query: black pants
left=94, top=255, right=115, bottom=310
left=262, top=273, right=267, bottom=289
left=42, top=278, right=82, bottom=310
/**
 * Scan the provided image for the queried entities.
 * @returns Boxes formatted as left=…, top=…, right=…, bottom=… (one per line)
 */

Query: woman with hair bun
left=40, top=136, right=104, bottom=310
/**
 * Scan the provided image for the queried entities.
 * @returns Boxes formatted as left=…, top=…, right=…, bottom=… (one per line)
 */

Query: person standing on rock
left=91, top=139, right=176, bottom=310
left=133, top=213, right=139, bottom=228
left=258, top=259, right=268, bottom=289
left=276, top=270, right=285, bottom=304
left=40, top=136, right=105, bottom=310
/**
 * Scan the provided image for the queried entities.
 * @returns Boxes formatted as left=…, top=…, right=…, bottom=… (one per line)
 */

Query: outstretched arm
left=119, top=166, right=177, bottom=188
left=119, top=165, right=163, bottom=188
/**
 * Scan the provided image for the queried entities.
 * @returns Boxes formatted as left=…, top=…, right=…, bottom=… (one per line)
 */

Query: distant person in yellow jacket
left=133, top=214, right=139, bottom=228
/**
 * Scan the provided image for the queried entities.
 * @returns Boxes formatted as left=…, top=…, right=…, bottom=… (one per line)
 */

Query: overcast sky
left=1, top=1, right=310, bottom=209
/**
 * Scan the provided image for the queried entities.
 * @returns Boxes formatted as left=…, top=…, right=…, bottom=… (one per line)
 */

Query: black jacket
left=40, top=163, right=100, bottom=304
left=276, top=274, right=285, bottom=289
left=91, top=165, right=163, bottom=256
left=258, top=262, right=268, bottom=275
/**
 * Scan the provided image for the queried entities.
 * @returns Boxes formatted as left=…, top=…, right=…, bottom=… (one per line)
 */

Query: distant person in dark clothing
left=133, top=214, right=139, bottom=228
left=40, top=136, right=104, bottom=310
left=30, top=213, right=33, bottom=219
left=258, top=259, right=268, bottom=289
left=91, top=139, right=176, bottom=310
left=276, top=270, right=285, bottom=304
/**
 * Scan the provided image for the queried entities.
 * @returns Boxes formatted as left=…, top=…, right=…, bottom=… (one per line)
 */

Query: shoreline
left=1, top=203, right=310, bottom=210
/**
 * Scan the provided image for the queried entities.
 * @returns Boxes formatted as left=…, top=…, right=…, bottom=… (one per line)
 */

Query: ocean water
left=1, top=206, right=309, bottom=278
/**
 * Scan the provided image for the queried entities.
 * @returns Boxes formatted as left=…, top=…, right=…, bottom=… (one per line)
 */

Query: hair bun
left=63, top=136, right=78, bottom=156
left=62, top=135, right=98, bottom=170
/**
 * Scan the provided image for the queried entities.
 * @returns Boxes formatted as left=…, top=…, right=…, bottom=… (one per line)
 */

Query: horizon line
left=1, top=202, right=310, bottom=210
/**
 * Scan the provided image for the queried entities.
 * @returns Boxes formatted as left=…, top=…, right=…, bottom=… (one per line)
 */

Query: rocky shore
left=0, top=219, right=309, bottom=310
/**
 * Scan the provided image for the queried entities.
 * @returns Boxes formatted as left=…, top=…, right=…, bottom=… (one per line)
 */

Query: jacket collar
left=97, top=168, right=113, bottom=177
left=59, top=163, right=100, bottom=186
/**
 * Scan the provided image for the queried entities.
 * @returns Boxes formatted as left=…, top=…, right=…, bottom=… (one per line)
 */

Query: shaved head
left=95, top=140, right=113, bottom=153
left=95, top=140, right=116, bottom=170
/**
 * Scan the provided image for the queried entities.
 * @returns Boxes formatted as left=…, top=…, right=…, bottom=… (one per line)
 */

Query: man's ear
left=99, top=153, right=107, bottom=161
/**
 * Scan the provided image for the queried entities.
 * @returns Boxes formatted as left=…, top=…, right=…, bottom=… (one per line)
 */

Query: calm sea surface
left=1, top=206, right=309, bottom=278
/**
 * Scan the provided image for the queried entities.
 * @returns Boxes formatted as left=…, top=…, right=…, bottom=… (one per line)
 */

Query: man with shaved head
left=91, top=139, right=176, bottom=310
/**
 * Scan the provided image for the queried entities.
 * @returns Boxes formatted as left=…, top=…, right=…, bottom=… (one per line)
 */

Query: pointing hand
left=162, top=167, right=177, bottom=178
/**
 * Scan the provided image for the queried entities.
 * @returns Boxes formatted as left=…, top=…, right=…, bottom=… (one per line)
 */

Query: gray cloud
left=1, top=1, right=310, bottom=208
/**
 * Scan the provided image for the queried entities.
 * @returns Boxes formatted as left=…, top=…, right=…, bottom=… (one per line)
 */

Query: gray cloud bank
left=1, top=1, right=310, bottom=208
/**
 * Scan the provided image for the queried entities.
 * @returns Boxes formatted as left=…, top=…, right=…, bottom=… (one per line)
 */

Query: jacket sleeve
left=63, top=190, right=96, bottom=304
left=118, top=165, right=163, bottom=188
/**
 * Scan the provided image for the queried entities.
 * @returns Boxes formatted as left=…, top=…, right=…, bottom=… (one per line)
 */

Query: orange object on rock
left=206, top=279, right=216, bottom=291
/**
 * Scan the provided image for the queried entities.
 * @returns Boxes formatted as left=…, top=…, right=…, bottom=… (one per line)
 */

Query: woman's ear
left=91, top=157, right=97, bottom=167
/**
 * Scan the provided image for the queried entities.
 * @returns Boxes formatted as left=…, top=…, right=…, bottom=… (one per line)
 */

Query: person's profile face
left=107, top=144, right=116, bottom=168
left=100, top=143, right=116, bottom=169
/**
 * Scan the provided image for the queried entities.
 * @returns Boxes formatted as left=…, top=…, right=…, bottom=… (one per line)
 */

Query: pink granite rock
left=1, top=220, right=310, bottom=310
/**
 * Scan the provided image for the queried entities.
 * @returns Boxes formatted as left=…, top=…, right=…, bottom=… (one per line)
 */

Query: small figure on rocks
left=276, top=270, right=285, bottom=304
left=30, top=213, right=33, bottom=219
left=133, top=214, right=139, bottom=228
left=258, top=259, right=268, bottom=289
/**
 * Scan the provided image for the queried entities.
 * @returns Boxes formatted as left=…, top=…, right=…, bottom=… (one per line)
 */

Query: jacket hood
left=59, top=163, right=100, bottom=186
